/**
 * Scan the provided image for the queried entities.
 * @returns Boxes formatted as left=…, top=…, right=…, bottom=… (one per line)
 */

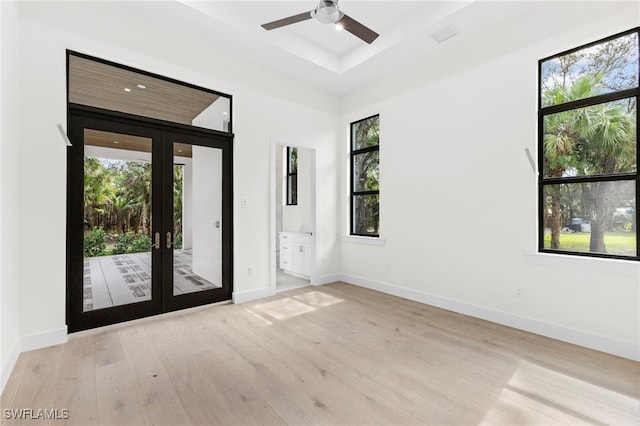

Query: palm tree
left=112, top=194, right=136, bottom=234
left=83, top=158, right=115, bottom=229
left=576, top=101, right=635, bottom=252
left=543, top=74, right=635, bottom=252
left=118, top=162, right=152, bottom=235
left=543, top=75, right=598, bottom=248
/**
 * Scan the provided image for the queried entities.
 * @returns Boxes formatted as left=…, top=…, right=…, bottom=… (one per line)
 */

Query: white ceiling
left=68, top=1, right=542, bottom=95
left=13, top=0, right=547, bottom=94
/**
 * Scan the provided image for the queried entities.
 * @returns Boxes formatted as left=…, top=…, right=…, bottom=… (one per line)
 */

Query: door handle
left=152, top=232, right=160, bottom=250
left=166, top=232, right=173, bottom=249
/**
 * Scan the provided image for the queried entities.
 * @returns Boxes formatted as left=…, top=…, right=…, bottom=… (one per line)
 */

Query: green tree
left=83, top=158, right=155, bottom=251
left=83, top=158, right=115, bottom=229
left=577, top=101, right=635, bottom=252
left=543, top=76, right=635, bottom=252
left=353, top=117, right=380, bottom=234
left=541, top=32, right=637, bottom=253
left=83, top=158, right=183, bottom=252
left=118, top=161, right=152, bottom=236
left=173, top=164, right=184, bottom=248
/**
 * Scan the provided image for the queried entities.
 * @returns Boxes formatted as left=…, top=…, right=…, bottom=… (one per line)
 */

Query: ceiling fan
left=261, top=0, right=379, bottom=45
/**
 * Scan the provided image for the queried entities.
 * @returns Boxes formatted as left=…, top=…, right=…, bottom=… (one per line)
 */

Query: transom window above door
left=67, top=51, right=232, bottom=133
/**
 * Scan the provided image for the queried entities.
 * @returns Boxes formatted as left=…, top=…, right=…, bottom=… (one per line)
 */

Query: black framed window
left=538, top=28, right=639, bottom=260
left=351, top=115, right=380, bottom=236
left=286, top=146, right=298, bottom=205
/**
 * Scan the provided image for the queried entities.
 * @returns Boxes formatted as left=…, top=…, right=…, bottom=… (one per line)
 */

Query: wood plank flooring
left=2, top=282, right=639, bottom=425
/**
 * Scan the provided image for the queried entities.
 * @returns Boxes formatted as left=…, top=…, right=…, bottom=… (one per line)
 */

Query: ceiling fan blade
left=336, top=14, right=379, bottom=44
left=261, top=11, right=313, bottom=30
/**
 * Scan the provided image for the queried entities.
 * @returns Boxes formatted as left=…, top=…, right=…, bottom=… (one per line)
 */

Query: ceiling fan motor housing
left=312, top=0, right=340, bottom=24
left=261, top=0, right=378, bottom=45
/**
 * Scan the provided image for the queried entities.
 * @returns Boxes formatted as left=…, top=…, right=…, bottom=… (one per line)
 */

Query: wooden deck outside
left=83, top=249, right=219, bottom=311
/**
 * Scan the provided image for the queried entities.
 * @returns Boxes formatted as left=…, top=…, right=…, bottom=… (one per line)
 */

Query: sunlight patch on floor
left=480, top=360, right=640, bottom=425
left=253, top=298, right=316, bottom=321
left=244, top=308, right=273, bottom=325
left=248, top=290, right=344, bottom=322
left=292, top=291, right=343, bottom=308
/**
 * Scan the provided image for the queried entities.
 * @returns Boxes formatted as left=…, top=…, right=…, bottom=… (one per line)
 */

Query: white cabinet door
left=279, top=232, right=312, bottom=278
left=293, top=243, right=306, bottom=275
left=280, top=241, right=292, bottom=270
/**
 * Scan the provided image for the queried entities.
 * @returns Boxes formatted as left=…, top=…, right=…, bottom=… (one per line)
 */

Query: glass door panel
left=172, top=142, right=222, bottom=296
left=83, top=129, right=154, bottom=311
left=68, top=110, right=232, bottom=331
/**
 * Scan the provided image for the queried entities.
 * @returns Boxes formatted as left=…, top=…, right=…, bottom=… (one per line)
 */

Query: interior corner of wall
left=0, top=337, right=20, bottom=395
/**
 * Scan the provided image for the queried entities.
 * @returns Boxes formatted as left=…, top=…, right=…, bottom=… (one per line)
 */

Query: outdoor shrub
left=109, top=232, right=151, bottom=254
left=110, top=245, right=126, bottom=255
left=112, top=232, right=135, bottom=255
left=131, top=235, right=151, bottom=253
left=84, top=227, right=106, bottom=257
left=174, top=232, right=183, bottom=250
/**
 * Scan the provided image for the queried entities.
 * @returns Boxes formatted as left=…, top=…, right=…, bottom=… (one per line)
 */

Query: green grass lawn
left=544, top=232, right=636, bottom=256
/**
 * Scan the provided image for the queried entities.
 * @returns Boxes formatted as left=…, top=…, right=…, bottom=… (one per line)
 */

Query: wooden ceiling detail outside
left=69, top=55, right=219, bottom=125
left=85, top=129, right=193, bottom=158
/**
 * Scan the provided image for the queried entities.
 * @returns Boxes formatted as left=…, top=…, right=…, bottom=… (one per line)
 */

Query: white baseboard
left=233, top=287, right=277, bottom=304
left=1, top=327, right=67, bottom=395
left=1, top=338, right=20, bottom=395
left=314, top=274, right=341, bottom=286
left=20, top=326, right=68, bottom=353
left=338, top=273, right=640, bottom=362
left=283, top=270, right=310, bottom=280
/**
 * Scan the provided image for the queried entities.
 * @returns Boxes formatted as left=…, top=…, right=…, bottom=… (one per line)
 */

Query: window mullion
left=542, top=173, right=637, bottom=185
left=540, top=89, right=639, bottom=115
left=352, top=145, right=379, bottom=156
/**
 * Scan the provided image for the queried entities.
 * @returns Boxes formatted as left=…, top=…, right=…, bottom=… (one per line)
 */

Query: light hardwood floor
left=2, top=282, right=639, bottom=425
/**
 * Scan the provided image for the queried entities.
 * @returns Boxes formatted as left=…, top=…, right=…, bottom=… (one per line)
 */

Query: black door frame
left=66, top=105, right=234, bottom=332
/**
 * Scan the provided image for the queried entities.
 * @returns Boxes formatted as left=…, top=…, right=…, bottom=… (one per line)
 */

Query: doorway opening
left=272, top=143, right=317, bottom=293
left=67, top=52, right=234, bottom=331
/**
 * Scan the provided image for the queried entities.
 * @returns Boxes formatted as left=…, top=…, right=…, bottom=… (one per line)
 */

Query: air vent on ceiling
left=431, top=24, right=459, bottom=44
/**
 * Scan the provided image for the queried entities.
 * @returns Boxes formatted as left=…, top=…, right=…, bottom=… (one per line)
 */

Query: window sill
left=523, top=250, right=639, bottom=275
left=342, top=235, right=386, bottom=246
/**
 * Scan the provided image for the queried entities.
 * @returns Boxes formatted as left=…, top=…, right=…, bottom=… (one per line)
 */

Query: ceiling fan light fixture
left=312, top=0, right=340, bottom=24
left=261, top=0, right=378, bottom=44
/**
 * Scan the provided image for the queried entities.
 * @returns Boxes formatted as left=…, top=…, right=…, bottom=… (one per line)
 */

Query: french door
left=67, top=108, right=233, bottom=332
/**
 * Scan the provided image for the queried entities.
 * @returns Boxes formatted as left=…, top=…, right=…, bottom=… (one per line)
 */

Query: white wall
left=276, top=145, right=284, bottom=230
left=283, top=147, right=313, bottom=233
left=8, top=0, right=340, bottom=351
left=340, top=1, right=640, bottom=360
left=275, top=145, right=284, bottom=266
left=0, top=0, right=22, bottom=392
